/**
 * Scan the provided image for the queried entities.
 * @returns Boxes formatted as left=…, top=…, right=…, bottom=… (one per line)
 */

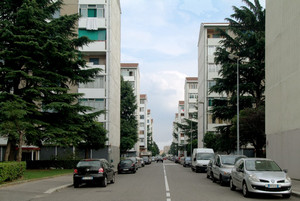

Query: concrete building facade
left=197, top=23, right=229, bottom=148
left=121, top=63, right=140, bottom=157
left=266, top=0, right=300, bottom=179
left=139, top=94, right=148, bottom=154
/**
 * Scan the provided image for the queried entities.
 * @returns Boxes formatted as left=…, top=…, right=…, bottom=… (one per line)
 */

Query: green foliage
left=148, top=141, right=159, bottom=156
left=0, top=162, right=26, bottom=183
left=209, top=0, right=265, bottom=152
left=168, top=142, right=178, bottom=156
left=0, top=0, right=107, bottom=160
left=175, top=118, right=198, bottom=154
left=120, top=77, right=138, bottom=155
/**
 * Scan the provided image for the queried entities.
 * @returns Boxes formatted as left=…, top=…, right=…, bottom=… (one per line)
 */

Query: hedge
left=0, top=162, right=26, bottom=183
left=26, top=160, right=80, bottom=169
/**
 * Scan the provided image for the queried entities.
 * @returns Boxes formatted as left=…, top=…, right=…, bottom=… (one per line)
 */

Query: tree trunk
left=16, top=131, right=24, bottom=162
left=4, top=139, right=12, bottom=161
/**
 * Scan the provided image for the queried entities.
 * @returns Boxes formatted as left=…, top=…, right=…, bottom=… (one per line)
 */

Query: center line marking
left=163, top=164, right=171, bottom=201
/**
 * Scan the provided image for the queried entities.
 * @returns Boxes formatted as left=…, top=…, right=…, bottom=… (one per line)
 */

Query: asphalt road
left=0, top=160, right=298, bottom=201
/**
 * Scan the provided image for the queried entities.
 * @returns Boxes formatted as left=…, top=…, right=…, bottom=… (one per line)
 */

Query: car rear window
left=77, top=160, right=101, bottom=167
left=120, top=160, right=132, bottom=165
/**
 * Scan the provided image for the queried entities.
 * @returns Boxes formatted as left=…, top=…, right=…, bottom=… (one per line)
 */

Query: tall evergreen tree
left=0, top=0, right=106, bottom=161
left=210, top=0, right=265, bottom=155
left=120, top=77, right=138, bottom=155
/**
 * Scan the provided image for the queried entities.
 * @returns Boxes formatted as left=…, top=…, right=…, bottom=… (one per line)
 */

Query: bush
left=0, top=162, right=26, bottom=183
left=26, top=160, right=80, bottom=169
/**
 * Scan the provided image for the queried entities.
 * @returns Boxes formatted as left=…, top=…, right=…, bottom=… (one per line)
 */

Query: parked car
left=142, top=156, right=151, bottom=165
left=127, top=157, right=140, bottom=169
left=118, top=159, right=137, bottom=174
left=230, top=158, right=292, bottom=198
left=174, top=156, right=180, bottom=163
left=73, top=159, right=115, bottom=188
left=212, top=154, right=247, bottom=185
left=183, top=157, right=191, bottom=167
left=191, top=148, right=214, bottom=173
left=206, top=158, right=215, bottom=179
left=136, top=157, right=144, bottom=168
left=156, top=156, right=163, bottom=163
left=179, top=157, right=185, bottom=165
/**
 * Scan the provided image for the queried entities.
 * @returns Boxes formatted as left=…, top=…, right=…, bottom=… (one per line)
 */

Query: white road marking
left=163, top=164, right=171, bottom=201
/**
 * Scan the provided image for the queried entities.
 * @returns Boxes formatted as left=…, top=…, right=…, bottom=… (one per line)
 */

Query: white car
left=230, top=158, right=292, bottom=198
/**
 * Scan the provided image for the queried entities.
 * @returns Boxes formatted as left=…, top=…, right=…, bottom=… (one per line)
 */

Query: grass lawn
left=0, top=169, right=73, bottom=185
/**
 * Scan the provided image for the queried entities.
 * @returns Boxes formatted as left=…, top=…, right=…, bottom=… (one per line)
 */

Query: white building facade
left=266, top=0, right=300, bottom=179
left=197, top=23, right=229, bottom=148
left=139, top=94, right=148, bottom=154
left=121, top=63, right=140, bottom=157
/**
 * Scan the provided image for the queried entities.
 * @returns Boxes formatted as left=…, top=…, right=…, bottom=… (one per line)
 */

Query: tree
left=168, top=142, right=178, bottom=156
left=149, top=141, right=159, bottom=156
left=0, top=0, right=106, bottom=161
left=120, top=77, right=138, bottom=155
left=210, top=0, right=265, bottom=153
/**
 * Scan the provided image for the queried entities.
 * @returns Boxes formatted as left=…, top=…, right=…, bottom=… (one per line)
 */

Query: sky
left=120, top=0, right=265, bottom=150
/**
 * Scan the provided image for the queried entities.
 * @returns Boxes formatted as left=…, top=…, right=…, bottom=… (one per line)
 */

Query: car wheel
left=242, top=182, right=250, bottom=197
left=206, top=172, right=210, bottom=179
left=101, top=176, right=108, bottom=187
left=110, top=173, right=115, bottom=184
left=282, top=194, right=291, bottom=198
left=212, top=174, right=216, bottom=183
left=219, top=175, right=225, bottom=186
left=230, top=178, right=236, bottom=191
left=73, top=181, right=79, bottom=188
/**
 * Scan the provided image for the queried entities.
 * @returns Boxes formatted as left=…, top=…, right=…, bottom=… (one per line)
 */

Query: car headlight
left=249, top=174, right=260, bottom=182
left=221, top=170, right=230, bottom=176
left=285, top=175, right=291, bottom=183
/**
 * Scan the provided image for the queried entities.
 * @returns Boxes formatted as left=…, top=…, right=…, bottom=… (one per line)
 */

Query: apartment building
left=139, top=94, right=148, bottom=154
left=197, top=23, right=229, bottom=148
left=121, top=63, right=140, bottom=157
left=147, top=109, right=154, bottom=149
left=184, top=77, right=198, bottom=120
left=63, top=0, right=121, bottom=167
left=266, top=0, right=300, bottom=179
left=172, top=101, right=186, bottom=156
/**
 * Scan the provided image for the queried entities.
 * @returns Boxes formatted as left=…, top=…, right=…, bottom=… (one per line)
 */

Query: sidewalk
left=292, top=179, right=300, bottom=197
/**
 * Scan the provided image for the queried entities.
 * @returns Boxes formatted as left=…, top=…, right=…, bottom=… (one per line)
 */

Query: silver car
left=230, top=158, right=292, bottom=198
left=212, top=154, right=246, bottom=185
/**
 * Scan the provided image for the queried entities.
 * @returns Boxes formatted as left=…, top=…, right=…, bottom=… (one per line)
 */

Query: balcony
left=79, top=41, right=106, bottom=52
left=86, top=63, right=105, bottom=73
left=79, top=18, right=106, bottom=29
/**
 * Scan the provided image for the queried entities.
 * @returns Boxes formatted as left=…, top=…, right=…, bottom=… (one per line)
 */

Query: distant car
left=73, top=159, right=115, bottom=188
left=206, top=158, right=214, bottom=179
left=143, top=156, right=151, bottom=165
left=230, top=158, right=292, bottom=198
left=183, top=157, right=192, bottom=167
left=212, top=154, right=247, bottom=185
left=156, top=156, right=163, bottom=163
left=174, top=156, right=180, bottom=163
left=180, top=157, right=185, bottom=165
left=118, top=159, right=137, bottom=174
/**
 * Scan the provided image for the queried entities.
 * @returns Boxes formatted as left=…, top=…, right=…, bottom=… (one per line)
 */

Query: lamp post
left=228, top=54, right=240, bottom=155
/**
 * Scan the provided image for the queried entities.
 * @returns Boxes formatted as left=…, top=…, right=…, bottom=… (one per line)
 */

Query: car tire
left=73, top=182, right=79, bottom=188
left=230, top=178, right=236, bottom=191
left=110, top=173, right=115, bottom=184
left=282, top=194, right=291, bottom=198
left=206, top=173, right=210, bottom=179
left=219, top=175, right=225, bottom=186
left=101, top=176, right=108, bottom=187
left=212, top=174, right=216, bottom=183
left=242, top=182, right=250, bottom=197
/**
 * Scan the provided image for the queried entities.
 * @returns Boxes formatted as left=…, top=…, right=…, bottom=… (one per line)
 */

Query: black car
left=118, top=159, right=136, bottom=174
left=73, top=159, right=115, bottom=188
left=142, top=156, right=151, bottom=165
left=156, top=156, right=163, bottom=163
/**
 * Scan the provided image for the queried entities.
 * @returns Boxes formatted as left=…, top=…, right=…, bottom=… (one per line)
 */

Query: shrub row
left=0, top=162, right=26, bottom=183
left=26, top=160, right=80, bottom=169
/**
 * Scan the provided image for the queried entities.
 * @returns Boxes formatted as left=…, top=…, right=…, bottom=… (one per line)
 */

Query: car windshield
left=221, top=155, right=244, bottom=165
left=246, top=160, right=282, bottom=171
left=77, top=160, right=100, bottom=168
left=120, top=160, right=132, bottom=165
left=196, top=153, right=214, bottom=160
left=185, top=157, right=191, bottom=161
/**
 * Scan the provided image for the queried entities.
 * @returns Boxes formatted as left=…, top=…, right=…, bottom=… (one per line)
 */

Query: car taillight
left=131, top=163, right=135, bottom=167
left=98, top=168, right=104, bottom=173
left=74, top=169, right=78, bottom=174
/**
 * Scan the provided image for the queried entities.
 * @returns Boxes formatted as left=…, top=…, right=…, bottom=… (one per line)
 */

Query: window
left=80, top=4, right=105, bottom=18
left=79, top=75, right=105, bottom=88
left=140, top=138, right=144, bottom=143
left=189, top=83, right=197, bottom=89
left=79, top=98, right=105, bottom=111
left=78, top=29, right=106, bottom=41
left=140, top=100, right=145, bottom=104
left=208, top=97, right=214, bottom=106
left=180, top=133, right=184, bottom=137
left=129, top=71, right=133, bottom=76
left=139, top=131, right=144, bottom=134
left=208, top=64, right=221, bottom=72
left=89, top=58, right=99, bottom=65
left=140, top=123, right=144, bottom=127
left=208, top=45, right=217, bottom=56
left=140, top=115, right=144, bottom=119
left=208, top=80, right=216, bottom=89
left=140, top=107, right=144, bottom=112
left=189, top=93, right=198, bottom=99
left=189, top=103, right=196, bottom=109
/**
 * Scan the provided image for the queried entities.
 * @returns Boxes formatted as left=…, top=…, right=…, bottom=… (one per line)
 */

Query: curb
left=292, top=191, right=300, bottom=198
left=44, top=183, right=73, bottom=194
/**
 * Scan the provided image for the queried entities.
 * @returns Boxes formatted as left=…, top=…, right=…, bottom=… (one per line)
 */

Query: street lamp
left=228, top=54, right=240, bottom=155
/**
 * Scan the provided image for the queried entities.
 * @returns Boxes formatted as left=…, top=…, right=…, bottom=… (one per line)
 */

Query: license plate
left=265, top=184, right=280, bottom=188
left=123, top=169, right=129, bottom=171
left=82, top=177, right=93, bottom=180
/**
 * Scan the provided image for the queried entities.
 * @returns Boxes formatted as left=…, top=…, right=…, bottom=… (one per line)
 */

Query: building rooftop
left=120, top=63, right=139, bottom=68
